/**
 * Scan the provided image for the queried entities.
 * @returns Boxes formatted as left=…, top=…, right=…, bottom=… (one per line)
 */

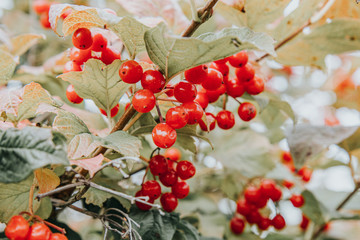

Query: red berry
left=182, top=101, right=204, bottom=124
left=5, top=215, right=30, bottom=240
left=172, top=180, right=190, bottom=199
left=91, top=33, right=108, bottom=52
left=152, top=123, right=177, bottom=148
left=230, top=217, right=245, bottom=235
left=164, top=148, right=181, bottom=162
left=272, top=214, right=286, bottom=230
left=100, top=104, right=120, bottom=118
left=176, top=160, right=196, bottom=180
left=204, top=89, right=220, bottom=103
left=238, top=102, right=257, bottom=121
left=236, top=199, right=251, bottom=216
left=235, top=64, right=255, bottom=82
left=165, top=84, right=174, bottom=97
left=259, top=179, right=276, bottom=198
left=298, top=167, right=312, bottom=182
left=66, top=85, right=83, bottom=104
left=290, top=194, right=305, bottom=208
left=282, top=179, right=294, bottom=189
left=210, top=62, right=229, bottom=77
left=119, top=60, right=143, bottom=84
left=300, top=214, right=309, bottom=230
left=40, top=12, right=51, bottom=29
left=225, top=78, right=245, bottom=98
left=270, top=187, right=282, bottom=202
left=184, top=65, right=208, bottom=84
left=246, top=210, right=261, bottom=224
left=72, top=28, right=93, bottom=50
left=63, top=61, right=82, bottom=73
left=165, top=106, right=189, bottom=129
left=50, top=233, right=68, bottom=240
left=216, top=110, right=235, bottom=130
left=160, top=193, right=178, bottom=212
left=132, top=89, right=155, bottom=113
left=245, top=76, right=265, bottom=95
left=255, top=196, right=268, bottom=209
left=282, top=151, right=293, bottom=163
left=159, top=169, right=178, bottom=187
left=244, top=186, right=261, bottom=204
left=141, top=70, right=166, bottom=93
left=214, top=58, right=229, bottom=64
left=228, top=51, right=248, bottom=68
left=202, top=68, right=223, bottom=91
left=198, top=112, right=216, bottom=131
left=135, top=190, right=154, bottom=211
left=258, top=217, right=271, bottom=230
left=69, top=47, right=92, bottom=65
left=174, top=81, right=197, bottom=103
left=101, top=47, right=121, bottom=65
left=33, top=0, right=51, bottom=14
left=194, top=92, right=209, bottom=109
left=149, top=155, right=168, bottom=176
left=142, top=180, right=161, bottom=200
left=27, top=223, right=51, bottom=240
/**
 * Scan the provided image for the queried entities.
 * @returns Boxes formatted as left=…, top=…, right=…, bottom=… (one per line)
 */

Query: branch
left=256, top=21, right=311, bottom=62
left=312, top=182, right=360, bottom=239
left=36, top=182, right=85, bottom=200
left=181, top=0, right=219, bottom=37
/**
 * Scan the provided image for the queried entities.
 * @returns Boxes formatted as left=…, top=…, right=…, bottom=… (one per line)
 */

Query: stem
left=256, top=21, right=311, bottom=63
left=28, top=181, right=36, bottom=215
left=157, top=98, right=181, bottom=103
left=123, top=112, right=143, bottom=132
left=231, top=96, right=242, bottom=105
left=181, top=0, right=219, bottom=37
left=141, top=166, right=149, bottom=185
left=36, top=182, right=86, bottom=200
left=155, top=101, right=164, bottom=123
left=312, top=182, right=360, bottom=239
left=222, top=95, right=227, bottom=110
left=139, top=156, right=150, bottom=163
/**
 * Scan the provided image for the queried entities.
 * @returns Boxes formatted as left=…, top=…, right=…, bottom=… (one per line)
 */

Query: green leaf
left=173, top=220, right=200, bottom=240
left=68, top=132, right=141, bottom=159
left=83, top=187, right=131, bottom=211
left=145, top=24, right=275, bottom=78
left=0, top=174, right=41, bottom=222
left=276, top=19, right=360, bottom=68
left=129, top=208, right=180, bottom=240
left=265, top=233, right=294, bottom=240
left=53, top=109, right=90, bottom=142
left=35, top=197, right=53, bottom=220
left=286, top=124, right=358, bottom=168
left=0, top=127, right=68, bottom=183
left=301, top=190, right=326, bottom=225
left=212, top=129, right=275, bottom=178
left=58, top=59, right=129, bottom=114
left=245, top=0, right=292, bottom=34
left=108, top=17, right=150, bottom=57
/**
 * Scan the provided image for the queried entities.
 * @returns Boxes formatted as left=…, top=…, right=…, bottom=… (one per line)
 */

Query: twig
left=256, top=21, right=311, bottom=62
left=181, top=0, right=219, bottom=37
left=157, top=98, right=181, bottom=103
left=311, top=182, right=360, bottom=239
left=155, top=101, right=164, bottom=123
left=123, top=112, right=143, bottom=131
left=36, top=182, right=85, bottom=200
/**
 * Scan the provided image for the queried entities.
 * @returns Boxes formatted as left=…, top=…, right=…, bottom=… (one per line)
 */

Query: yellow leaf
left=0, top=49, right=17, bottom=83
left=7, top=34, right=45, bottom=56
left=34, top=169, right=60, bottom=194
left=317, top=0, right=360, bottom=25
left=17, top=82, right=54, bottom=121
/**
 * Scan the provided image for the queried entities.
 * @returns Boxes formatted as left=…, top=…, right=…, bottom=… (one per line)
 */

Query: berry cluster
left=5, top=215, right=67, bottom=240
left=65, top=28, right=121, bottom=117
left=281, top=151, right=313, bottom=182
left=135, top=148, right=196, bottom=212
left=230, top=179, right=286, bottom=235
left=230, top=177, right=306, bottom=235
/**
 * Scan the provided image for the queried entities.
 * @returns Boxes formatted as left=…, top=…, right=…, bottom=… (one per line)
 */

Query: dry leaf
left=34, top=168, right=60, bottom=194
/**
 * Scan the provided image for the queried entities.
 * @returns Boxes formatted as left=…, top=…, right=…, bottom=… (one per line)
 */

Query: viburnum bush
left=1, top=0, right=360, bottom=239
